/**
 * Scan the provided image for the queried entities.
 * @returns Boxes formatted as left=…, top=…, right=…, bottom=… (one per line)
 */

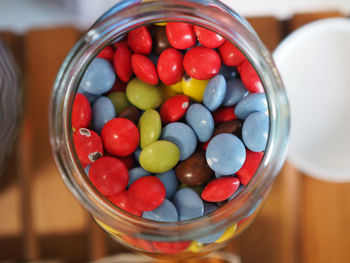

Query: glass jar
left=50, top=0, right=290, bottom=260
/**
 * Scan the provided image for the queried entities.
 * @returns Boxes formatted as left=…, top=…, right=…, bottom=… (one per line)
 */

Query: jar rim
left=50, top=0, right=290, bottom=241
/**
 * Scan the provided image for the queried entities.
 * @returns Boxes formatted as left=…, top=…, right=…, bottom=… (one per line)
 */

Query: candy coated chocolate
left=97, top=45, right=114, bottom=62
left=175, top=150, right=212, bottom=186
left=157, top=48, right=183, bottom=85
left=127, top=26, right=152, bottom=55
left=236, top=150, right=264, bottom=185
left=238, top=60, right=264, bottom=93
left=92, top=96, right=116, bottom=133
left=242, top=112, right=269, bottom=152
left=172, top=188, right=204, bottom=221
left=150, top=25, right=171, bottom=54
left=203, top=74, right=227, bottom=111
left=166, top=22, right=197, bottom=50
left=222, top=78, right=248, bottom=107
left=193, top=25, right=225, bottom=48
left=72, top=93, right=91, bottom=130
left=79, top=58, right=115, bottom=95
left=139, top=109, right=162, bottom=148
left=206, top=133, right=246, bottom=175
left=201, top=176, right=240, bottom=202
left=113, top=45, right=133, bottom=83
left=235, top=93, right=268, bottom=120
left=213, top=119, right=242, bottom=138
left=142, top=199, right=178, bottom=222
left=161, top=122, right=197, bottom=161
left=118, top=106, right=141, bottom=124
left=131, top=54, right=159, bottom=85
left=128, top=167, right=151, bottom=187
left=156, top=169, right=179, bottom=199
left=107, top=91, right=130, bottom=115
left=101, top=118, right=139, bottom=157
left=128, top=176, right=166, bottom=211
left=218, top=40, right=246, bottom=66
left=159, top=94, right=189, bottom=124
left=183, top=46, right=221, bottom=80
left=186, top=103, right=214, bottom=142
left=212, top=106, right=237, bottom=123
left=108, top=190, right=142, bottom=216
left=89, top=156, right=128, bottom=196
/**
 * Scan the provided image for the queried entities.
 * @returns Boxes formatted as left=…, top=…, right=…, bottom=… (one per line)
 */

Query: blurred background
left=0, top=0, right=350, bottom=263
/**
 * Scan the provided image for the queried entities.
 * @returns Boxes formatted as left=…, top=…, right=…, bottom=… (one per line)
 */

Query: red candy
left=201, top=177, right=240, bottom=202
left=131, top=53, right=159, bottom=85
left=89, top=156, right=128, bottom=196
left=157, top=48, right=183, bottom=85
left=109, top=78, right=127, bottom=93
left=238, top=60, right=264, bottom=93
left=72, top=93, right=91, bottom=130
left=122, top=235, right=155, bottom=252
left=118, top=155, right=135, bottom=170
left=113, top=45, right=133, bottom=83
left=152, top=241, right=190, bottom=254
left=183, top=46, right=221, bottom=80
left=159, top=94, right=189, bottom=124
left=109, top=190, right=142, bottom=216
left=127, top=26, right=152, bottom=55
left=128, top=176, right=165, bottom=211
left=212, top=107, right=236, bottom=123
left=101, top=118, right=139, bottom=157
left=73, top=128, right=103, bottom=166
left=166, top=22, right=197, bottom=50
left=97, top=45, right=114, bottom=62
left=218, top=40, right=246, bottom=66
left=236, top=150, right=264, bottom=185
left=193, top=25, right=225, bottom=48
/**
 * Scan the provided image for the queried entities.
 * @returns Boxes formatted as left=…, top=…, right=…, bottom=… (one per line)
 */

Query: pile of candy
left=72, top=22, right=268, bottom=246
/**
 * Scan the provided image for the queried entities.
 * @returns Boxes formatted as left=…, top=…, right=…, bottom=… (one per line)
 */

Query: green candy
left=126, top=78, right=162, bottom=110
left=140, top=140, right=180, bottom=173
left=139, top=109, right=162, bottom=149
left=107, top=91, right=130, bottom=114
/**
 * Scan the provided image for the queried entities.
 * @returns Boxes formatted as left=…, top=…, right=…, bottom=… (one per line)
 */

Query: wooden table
left=1, top=11, right=349, bottom=263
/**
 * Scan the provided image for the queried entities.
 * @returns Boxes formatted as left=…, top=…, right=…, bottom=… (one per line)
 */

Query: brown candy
left=119, top=106, right=141, bottom=124
left=175, top=150, right=213, bottom=186
left=150, top=25, right=171, bottom=55
left=213, top=119, right=242, bottom=137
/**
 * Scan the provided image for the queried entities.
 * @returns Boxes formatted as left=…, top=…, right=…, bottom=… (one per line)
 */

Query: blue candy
left=128, top=167, right=151, bottom=187
left=203, top=202, right=218, bottom=215
left=234, top=93, right=268, bottom=120
left=206, top=133, right=246, bottom=175
left=161, top=122, right=197, bottom=161
left=79, top=58, right=115, bottom=95
left=172, top=188, right=204, bottom=221
left=186, top=103, right=214, bottom=142
left=203, top=74, right=226, bottom=111
left=242, top=112, right=269, bottom=152
left=84, top=164, right=91, bottom=177
left=142, top=199, right=178, bottom=222
left=219, top=64, right=238, bottom=80
left=156, top=169, right=179, bottom=199
left=222, top=79, right=248, bottom=107
left=133, top=147, right=142, bottom=163
left=92, top=96, right=116, bottom=133
left=77, top=88, right=98, bottom=103
left=214, top=171, right=234, bottom=178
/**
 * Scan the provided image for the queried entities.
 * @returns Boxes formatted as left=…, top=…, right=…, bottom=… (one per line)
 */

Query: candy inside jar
left=71, top=21, right=269, bottom=256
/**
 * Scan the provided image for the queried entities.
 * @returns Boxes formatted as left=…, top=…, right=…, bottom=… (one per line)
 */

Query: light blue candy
left=222, top=79, right=248, bottom=107
left=133, top=147, right=142, bottom=163
left=206, top=133, right=246, bottom=175
left=142, top=199, right=178, bottom=222
left=242, top=112, right=269, bottom=152
left=161, top=122, right=197, bottom=161
left=203, top=202, right=218, bottom=215
left=128, top=167, right=151, bottom=187
left=77, top=88, right=98, bottom=103
left=186, top=103, right=214, bottom=142
left=79, top=58, right=115, bottom=95
left=84, top=164, right=91, bottom=177
left=234, top=93, right=268, bottom=120
left=203, top=74, right=226, bottom=112
left=92, top=96, right=116, bottom=133
left=172, top=188, right=204, bottom=221
left=156, top=169, right=179, bottom=199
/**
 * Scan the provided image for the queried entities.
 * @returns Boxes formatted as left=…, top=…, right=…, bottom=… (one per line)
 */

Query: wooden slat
left=289, top=11, right=350, bottom=263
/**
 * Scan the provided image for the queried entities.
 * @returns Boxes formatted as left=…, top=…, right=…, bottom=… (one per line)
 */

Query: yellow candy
left=161, top=84, right=178, bottom=101
left=94, top=217, right=122, bottom=237
left=170, top=80, right=183, bottom=93
left=139, top=109, right=162, bottom=148
left=155, top=22, right=167, bottom=26
left=182, top=77, right=209, bottom=102
left=188, top=241, right=204, bottom=253
left=215, top=223, right=237, bottom=243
